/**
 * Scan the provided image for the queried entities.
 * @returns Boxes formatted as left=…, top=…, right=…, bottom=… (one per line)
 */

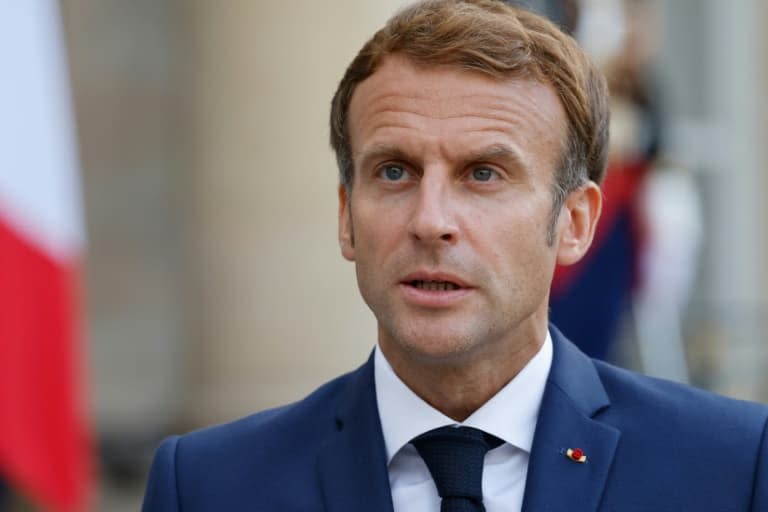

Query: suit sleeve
left=752, top=416, right=768, bottom=511
left=142, top=436, right=182, bottom=512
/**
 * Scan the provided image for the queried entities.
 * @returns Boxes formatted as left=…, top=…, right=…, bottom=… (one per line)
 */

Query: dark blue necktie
left=412, top=426, right=503, bottom=512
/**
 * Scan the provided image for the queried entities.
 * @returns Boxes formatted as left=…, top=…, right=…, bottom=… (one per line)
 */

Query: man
left=142, top=1, right=768, bottom=510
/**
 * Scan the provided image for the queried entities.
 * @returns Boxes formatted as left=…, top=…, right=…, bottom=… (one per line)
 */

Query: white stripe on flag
left=0, top=0, right=84, bottom=261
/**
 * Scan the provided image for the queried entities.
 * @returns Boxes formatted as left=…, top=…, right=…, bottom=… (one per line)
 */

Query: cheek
left=480, top=204, right=557, bottom=272
left=353, top=198, right=407, bottom=245
left=472, top=194, right=549, bottom=240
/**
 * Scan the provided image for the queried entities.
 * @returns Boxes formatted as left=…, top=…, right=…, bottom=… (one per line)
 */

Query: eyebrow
left=355, top=143, right=415, bottom=171
left=461, top=143, right=529, bottom=174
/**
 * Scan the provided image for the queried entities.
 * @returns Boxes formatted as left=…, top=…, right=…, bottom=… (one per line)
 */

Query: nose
left=407, top=174, right=459, bottom=245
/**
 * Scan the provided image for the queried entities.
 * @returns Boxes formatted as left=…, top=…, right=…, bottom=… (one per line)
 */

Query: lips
left=399, top=272, right=473, bottom=308
left=400, top=270, right=472, bottom=289
left=401, top=272, right=471, bottom=290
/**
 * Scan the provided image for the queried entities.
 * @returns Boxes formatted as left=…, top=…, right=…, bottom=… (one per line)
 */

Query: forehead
left=348, top=55, right=567, bottom=170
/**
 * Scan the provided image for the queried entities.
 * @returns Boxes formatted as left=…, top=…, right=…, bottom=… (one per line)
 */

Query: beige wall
left=182, top=1, right=412, bottom=425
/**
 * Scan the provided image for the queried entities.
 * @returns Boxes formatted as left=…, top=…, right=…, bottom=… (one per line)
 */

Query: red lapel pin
left=566, top=447, right=587, bottom=463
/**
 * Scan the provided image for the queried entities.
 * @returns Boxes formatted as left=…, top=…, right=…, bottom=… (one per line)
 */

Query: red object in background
left=548, top=158, right=650, bottom=360
left=0, top=217, right=93, bottom=511
left=551, top=158, right=649, bottom=296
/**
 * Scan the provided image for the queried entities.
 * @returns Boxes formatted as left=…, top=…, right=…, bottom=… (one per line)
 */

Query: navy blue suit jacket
left=143, top=327, right=768, bottom=511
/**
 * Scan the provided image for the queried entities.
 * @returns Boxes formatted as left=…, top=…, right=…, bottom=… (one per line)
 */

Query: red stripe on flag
left=0, top=214, right=93, bottom=511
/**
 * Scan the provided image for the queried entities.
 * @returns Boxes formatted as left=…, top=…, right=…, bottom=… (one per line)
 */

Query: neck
left=379, top=325, right=546, bottom=422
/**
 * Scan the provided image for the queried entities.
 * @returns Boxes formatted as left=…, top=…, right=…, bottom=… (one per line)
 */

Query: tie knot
left=412, top=426, right=503, bottom=509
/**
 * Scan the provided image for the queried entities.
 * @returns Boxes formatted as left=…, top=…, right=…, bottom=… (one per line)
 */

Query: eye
left=380, top=164, right=407, bottom=181
left=471, top=167, right=498, bottom=182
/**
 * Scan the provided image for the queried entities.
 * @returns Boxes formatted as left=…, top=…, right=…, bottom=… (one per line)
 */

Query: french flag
left=0, top=1, right=94, bottom=510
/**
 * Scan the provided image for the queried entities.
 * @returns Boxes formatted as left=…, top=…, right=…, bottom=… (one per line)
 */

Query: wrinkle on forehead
left=354, top=91, right=557, bottom=131
left=349, top=56, right=565, bottom=143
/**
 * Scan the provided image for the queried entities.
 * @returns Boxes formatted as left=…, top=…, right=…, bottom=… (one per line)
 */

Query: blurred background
left=0, top=0, right=766, bottom=510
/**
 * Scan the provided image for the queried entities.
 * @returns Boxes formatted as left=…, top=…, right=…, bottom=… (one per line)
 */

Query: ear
left=338, top=185, right=355, bottom=261
left=556, top=181, right=602, bottom=266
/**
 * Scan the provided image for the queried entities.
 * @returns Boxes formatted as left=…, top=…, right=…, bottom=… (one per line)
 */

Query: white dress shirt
left=374, top=332, right=553, bottom=512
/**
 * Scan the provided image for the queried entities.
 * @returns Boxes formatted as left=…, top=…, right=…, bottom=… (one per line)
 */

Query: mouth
left=398, top=272, right=473, bottom=307
left=408, top=279, right=462, bottom=291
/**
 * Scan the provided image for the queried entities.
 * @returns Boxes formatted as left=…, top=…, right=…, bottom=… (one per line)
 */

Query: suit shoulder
left=587, top=360, right=768, bottom=509
left=593, top=359, right=768, bottom=436
left=174, top=366, right=360, bottom=456
left=143, top=362, right=373, bottom=510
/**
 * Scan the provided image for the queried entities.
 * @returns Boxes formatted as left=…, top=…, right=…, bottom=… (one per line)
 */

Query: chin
left=386, top=325, right=481, bottom=363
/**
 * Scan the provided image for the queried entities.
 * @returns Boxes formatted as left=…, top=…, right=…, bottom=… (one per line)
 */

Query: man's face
left=339, top=55, right=589, bottom=366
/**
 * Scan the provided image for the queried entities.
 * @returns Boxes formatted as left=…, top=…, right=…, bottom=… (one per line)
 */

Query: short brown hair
left=329, top=0, right=609, bottom=220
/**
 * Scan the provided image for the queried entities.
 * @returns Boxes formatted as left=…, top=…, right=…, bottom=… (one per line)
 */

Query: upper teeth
left=412, top=280, right=459, bottom=291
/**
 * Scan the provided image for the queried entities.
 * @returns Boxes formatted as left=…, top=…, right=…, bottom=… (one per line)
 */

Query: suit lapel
left=522, top=327, right=620, bottom=511
left=317, top=353, right=395, bottom=512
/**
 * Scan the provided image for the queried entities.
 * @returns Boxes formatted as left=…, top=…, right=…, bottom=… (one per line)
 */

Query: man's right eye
left=381, top=164, right=406, bottom=181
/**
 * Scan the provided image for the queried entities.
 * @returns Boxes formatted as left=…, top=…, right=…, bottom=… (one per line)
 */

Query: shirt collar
left=374, top=331, right=553, bottom=464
